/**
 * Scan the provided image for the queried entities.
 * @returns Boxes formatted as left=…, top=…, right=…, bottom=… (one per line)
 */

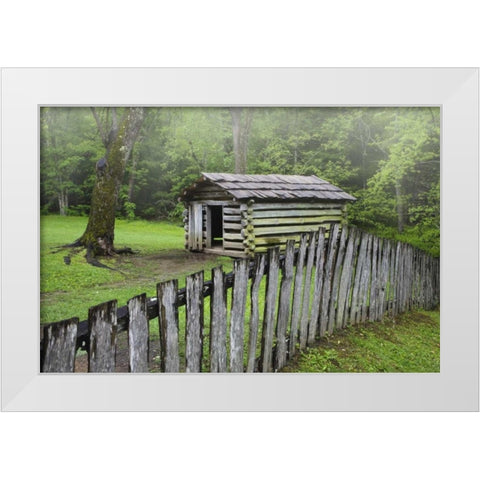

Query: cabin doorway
left=207, top=205, right=223, bottom=249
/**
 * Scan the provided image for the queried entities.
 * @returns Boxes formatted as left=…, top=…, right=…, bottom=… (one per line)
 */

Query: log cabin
left=180, top=173, right=356, bottom=257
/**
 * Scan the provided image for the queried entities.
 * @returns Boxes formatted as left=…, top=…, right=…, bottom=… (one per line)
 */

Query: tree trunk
left=395, top=180, right=405, bottom=233
left=230, top=107, right=253, bottom=174
left=78, top=107, right=145, bottom=256
left=58, top=190, right=68, bottom=216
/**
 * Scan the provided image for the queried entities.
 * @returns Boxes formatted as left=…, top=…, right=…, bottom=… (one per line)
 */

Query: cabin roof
left=182, top=173, right=356, bottom=202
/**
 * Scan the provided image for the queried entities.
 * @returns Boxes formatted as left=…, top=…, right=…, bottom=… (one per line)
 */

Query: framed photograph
left=1, top=68, right=478, bottom=411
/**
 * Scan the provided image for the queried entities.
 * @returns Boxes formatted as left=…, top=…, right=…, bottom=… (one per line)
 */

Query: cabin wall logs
left=184, top=200, right=347, bottom=257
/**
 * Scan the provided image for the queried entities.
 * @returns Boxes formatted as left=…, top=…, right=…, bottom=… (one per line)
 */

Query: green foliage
left=40, top=106, right=440, bottom=255
left=40, top=107, right=104, bottom=214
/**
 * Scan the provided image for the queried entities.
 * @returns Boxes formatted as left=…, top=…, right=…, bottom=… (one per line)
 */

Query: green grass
left=282, top=309, right=440, bottom=372
left=40, top=215, right=234, bottom=325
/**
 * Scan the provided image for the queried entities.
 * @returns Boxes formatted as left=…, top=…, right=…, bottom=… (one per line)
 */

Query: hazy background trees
left=40, top=106, right=440, bottom=255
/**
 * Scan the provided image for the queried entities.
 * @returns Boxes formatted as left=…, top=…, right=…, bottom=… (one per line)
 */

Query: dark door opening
left=209, top=205, right=223, bottom=247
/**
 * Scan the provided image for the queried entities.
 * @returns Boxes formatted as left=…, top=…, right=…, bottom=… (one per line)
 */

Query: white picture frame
left=1, top=68, right=478, bottom=411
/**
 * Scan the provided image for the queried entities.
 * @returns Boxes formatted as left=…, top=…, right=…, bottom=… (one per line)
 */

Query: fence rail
left=40, top=226, right=440, bottom=373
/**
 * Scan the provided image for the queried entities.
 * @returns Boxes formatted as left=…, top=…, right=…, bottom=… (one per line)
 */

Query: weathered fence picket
left=185, top=271, right=204, bottom=372
left=274, top=239, right=295, bottom=371
left=260, top=247, right=280, bottom=372
left=128, top=294, right=149, bottom=373
left=41, top=225, right=440, bottom=374
left=210, top=266, right=227, bottom=372
left=247, top=255, right=265, bottom=372
left=289, top=234, right=308, bottom=354
left=230, top=259, right=249, bottom=372
left=41, top=317, right=78, bottom=373
left=350, top=231, right=367, bottom=325
left=307, top=228, right=326, bottom=345
left=157, top=279, right=180, bottom=372
left=336, top=227, right=357, bottom=329
left=329, top=225, right=348, bottom=332
left=299, top=231, right=316, bottom=348
left=88, top=300, right=117, bottom=373
left=319, top=223, right=340, bottom=336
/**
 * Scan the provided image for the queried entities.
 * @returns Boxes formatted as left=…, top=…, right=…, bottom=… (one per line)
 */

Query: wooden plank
left=223, top=232, right=243, bottom=241
left=247, top=254, right=266, bottom=372
left=377, top=239, right=390, bottom=321
left=252, top=215, right=342, bottom=226
left=252, top=201, right=343, bottom=211
left=201, top=200, right=239, bottom=206
left=360, top=234, right=373, bottom=323
left=336, top=228, right=357, bottom=329
left=41, top=317, right=78, bottom=373
left=342, top=230, right=361, bottom=327
left=369, top=236, right=379, bottom=322
left=157, top=280, right=180, bottom=372
left=185, top=271, right=204, bottom=373
left=210, top=266, right=227, bottom=372
left=307, top=228, right=326, bottom=345
left=260, top=247, right=280, bottom=372
left=289, top=234, right=308, bottom=355
left=254, top=222, right=342, bottom=236
left=349, top=231, right=368, bottom=325
left=188, top=203, right=204, bottom=251
left=328, top=225, right=348, bottom=333
left=387, top=240, right=397, bottom=316
left=205, top=205, right=212, bottom=248
left=223, top=215, right=242, bottom=222
left=222, top=240, right=245, bottom=250
left=393, top=241, right=402, bottom=316
left=223, top=207, right=241, bottom=215
left=299, top=231, right=317, bottom=348
left=319, top=223, right=340, bottom=337
left=127, top=294, right=149, bottom=373
left=88, top=300, right=118, bottom=373
left=252, top=208, right=343, bottom=219
left=230, top=258, right=249, bottom=372
left=223, top=222, right=243, bottom=231
left=274, top=239, right=295, bottom=371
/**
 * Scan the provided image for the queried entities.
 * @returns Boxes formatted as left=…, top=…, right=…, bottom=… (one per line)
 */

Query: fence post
left=210, top=266, right=227, bottom=372
left=186, top=271, right=204, bottom=373
left=157, top=280, right=180, bottom=372
left=230, top=259, right=249, bottom=372
left=328, top=225, right=348, bottom=333
left=274, top=239, right=295, bottom=371
left=128, top=294, right=149, bottom=373
left=88, top=300, right=118, bottom=373
left=299, top=231, right=317, bottom=348
left=260, top=247, right=280, bottom=372
left=41, top=317, right=79, bottom=373
left=289, top=233, right=308, bottom=352
left=246, top=254, right=266, bottom=372
left=319, top=223, right=340, bottom=336
left=336, top=227, right=357, bottom=329
left=307, top=228, right=326, bottom=345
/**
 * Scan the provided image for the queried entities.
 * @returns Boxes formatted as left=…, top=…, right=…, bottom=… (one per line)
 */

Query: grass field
left=40, top=215, right=234, bottom=325
left=282, top=309, right=440, bottom=372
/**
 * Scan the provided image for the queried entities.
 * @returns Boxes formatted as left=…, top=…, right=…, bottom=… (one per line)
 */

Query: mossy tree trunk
left=230, top=107, right=253, bottom=174
left=78, top=107, right=145, bottom=257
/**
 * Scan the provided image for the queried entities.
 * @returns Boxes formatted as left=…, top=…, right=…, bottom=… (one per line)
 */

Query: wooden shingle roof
left=182, top=173, right=356, bottom=202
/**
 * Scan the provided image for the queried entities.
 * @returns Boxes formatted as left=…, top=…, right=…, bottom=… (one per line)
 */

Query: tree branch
left=90, top=107, right=108, bottom=147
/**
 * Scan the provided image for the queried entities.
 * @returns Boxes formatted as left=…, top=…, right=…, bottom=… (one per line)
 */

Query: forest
left=40, top=106, right=440, bottom=256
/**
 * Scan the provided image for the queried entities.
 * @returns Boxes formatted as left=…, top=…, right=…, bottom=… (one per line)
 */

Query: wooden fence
left=40, top=225, right=440, bottom=373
